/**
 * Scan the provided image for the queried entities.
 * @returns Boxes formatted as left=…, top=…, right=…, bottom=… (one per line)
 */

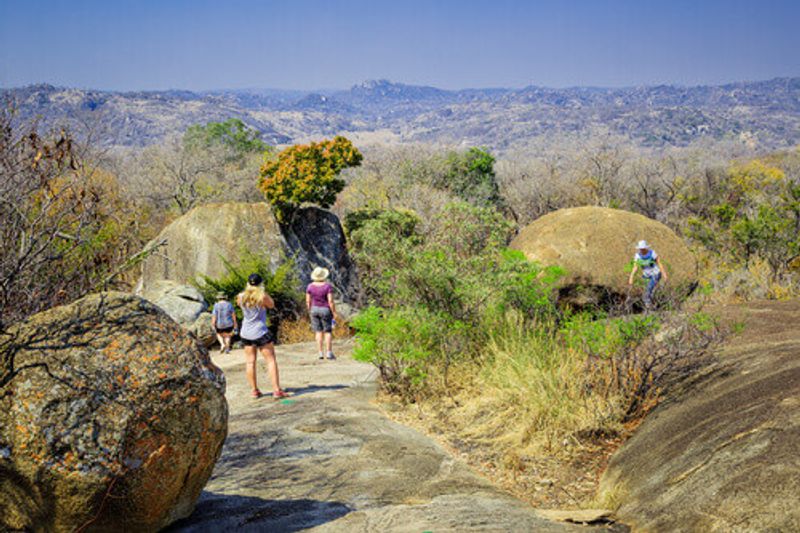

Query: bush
left=259, top=136, right=363, bottom=221
left=349, top=202, right=563, bottom=397
left=435, top=147, right=504, bottom=210
left=193, top=250, right=302, bottom=323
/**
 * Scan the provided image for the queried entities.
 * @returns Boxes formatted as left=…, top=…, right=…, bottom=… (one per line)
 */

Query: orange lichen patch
left=188, top=396, right=199, bottom=404
left=159, top=390, right=172, bottom=400
left=103, top=339, right=123, bottom=359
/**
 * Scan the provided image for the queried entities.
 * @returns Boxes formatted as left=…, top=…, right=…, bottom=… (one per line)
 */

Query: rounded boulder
left=510, top=206, right=697, bottom=306
left=0, top=292, right=228, bottom=532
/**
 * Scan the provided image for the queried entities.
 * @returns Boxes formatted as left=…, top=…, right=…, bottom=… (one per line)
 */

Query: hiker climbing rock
left=628, top=240, right=668, bottom=309
left=306, top=266, right=337, bottom=360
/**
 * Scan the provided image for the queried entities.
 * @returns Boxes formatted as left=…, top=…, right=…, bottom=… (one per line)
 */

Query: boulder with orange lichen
left=0, top=292, right=228, bottom=532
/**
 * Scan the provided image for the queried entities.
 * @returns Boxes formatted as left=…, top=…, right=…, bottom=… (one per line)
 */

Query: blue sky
left=1, top=0, right=798, bottom=90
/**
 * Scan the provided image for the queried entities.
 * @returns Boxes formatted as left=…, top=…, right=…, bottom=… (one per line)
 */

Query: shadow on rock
left=284, top=383, right=348, bottom=397
left=166, top=492, right=351, bottom=532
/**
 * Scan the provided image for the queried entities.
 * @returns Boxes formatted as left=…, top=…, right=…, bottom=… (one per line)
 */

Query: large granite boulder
left=0, top=292, right=228, bottom=532
left=599, top=299, right=800, bottom=531
left=510, top=206, right=697, bottom=306
left=140, top=203, right=285, bottom=290
left=139, top=202, right=359, bottom=305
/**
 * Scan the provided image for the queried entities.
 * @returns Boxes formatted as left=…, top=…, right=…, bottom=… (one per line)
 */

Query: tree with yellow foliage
left=258, top=136, right=362, bottom=221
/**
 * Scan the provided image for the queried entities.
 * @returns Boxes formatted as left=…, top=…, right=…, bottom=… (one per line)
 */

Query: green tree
left=259, top=136, right=363, bottom=221
left=686, top=158, right=800, bottom=278
left=184, top=118, right=268, bottom=157
left=434, top=147, right=504, bottom=210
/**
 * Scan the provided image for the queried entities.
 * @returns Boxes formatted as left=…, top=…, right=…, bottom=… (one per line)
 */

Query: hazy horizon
left=5, top=75, right=800, bottom=95
left=2, top=0, right=799, bottom=92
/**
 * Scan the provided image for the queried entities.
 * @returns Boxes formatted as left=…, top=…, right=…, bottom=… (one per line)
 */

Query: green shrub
left=434, top=147, right=504, bottom=210
left=352, top=306, right=448, bottom=397
left=193, top=250, right=302, bottom=321
left=349, top=201, right=563, bottom=398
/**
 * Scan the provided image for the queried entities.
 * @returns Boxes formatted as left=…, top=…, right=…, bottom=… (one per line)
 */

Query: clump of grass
left=471, top=314, right=624, bottom=454
left=444, top=306, right=726, bottom=457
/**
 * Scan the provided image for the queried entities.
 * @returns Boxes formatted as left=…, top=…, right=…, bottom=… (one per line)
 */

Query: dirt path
left=168, top=340, right=595, bottom=532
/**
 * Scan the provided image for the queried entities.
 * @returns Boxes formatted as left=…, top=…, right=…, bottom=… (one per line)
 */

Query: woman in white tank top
left=237, top=273, right=289, bottom=399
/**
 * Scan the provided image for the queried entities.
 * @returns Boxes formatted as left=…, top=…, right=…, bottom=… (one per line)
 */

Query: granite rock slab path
left=168, top=340, right=598, bottom=533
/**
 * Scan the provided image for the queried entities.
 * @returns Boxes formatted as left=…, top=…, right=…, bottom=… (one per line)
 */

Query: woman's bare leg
left=324, top=332, right=333, bottom=354
left=259, top=343, right=281, bottom=393
left=315, top=331, right=324, bottom=355
left=244, top=345, right=258, bottom=391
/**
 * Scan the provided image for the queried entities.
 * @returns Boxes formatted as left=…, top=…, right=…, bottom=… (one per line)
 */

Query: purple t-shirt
left=307, top=282, right=332, bottom=308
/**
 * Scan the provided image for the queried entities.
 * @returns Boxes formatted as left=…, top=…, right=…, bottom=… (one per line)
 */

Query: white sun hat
left=636, top=240, right=650, bottom=249
left=311, top=267, right=330, bottom=282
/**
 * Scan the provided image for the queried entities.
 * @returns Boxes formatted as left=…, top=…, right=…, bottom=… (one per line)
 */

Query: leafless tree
left=0, top=108, right=101, bottom=328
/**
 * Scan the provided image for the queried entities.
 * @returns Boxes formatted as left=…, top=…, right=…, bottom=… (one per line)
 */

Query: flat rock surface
left=169, top=340, right=593, bottom=532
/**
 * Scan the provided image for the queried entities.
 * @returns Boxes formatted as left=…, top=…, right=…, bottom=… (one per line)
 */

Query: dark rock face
left=281, top=206, right=361, bottom=305
left=0, top=292, right=228, bottom=532
left=600, top=299, right=800, bottom=532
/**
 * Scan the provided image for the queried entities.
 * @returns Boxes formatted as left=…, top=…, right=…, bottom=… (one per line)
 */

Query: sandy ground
left=166, top=339, right=610, bottom=532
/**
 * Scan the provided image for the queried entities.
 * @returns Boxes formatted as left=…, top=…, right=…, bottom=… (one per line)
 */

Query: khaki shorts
left=310, top=306, right=332, bottom=333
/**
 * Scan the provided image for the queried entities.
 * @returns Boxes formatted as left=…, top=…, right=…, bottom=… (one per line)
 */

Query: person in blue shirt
left=628, top=240, right=669, bottom=309
left=211, top=292, right=237, bottom=354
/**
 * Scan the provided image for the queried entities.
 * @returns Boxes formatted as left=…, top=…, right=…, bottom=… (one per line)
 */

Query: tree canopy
left=184, top=118, right=268, bottom=156
left=259, top=136, right=363, bottom=221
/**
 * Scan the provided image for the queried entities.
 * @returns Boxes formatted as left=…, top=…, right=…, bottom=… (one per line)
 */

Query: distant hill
left=3, top=78, right=799, bottom=151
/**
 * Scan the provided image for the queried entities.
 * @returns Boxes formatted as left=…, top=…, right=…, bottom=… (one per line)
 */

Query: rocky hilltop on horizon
left=3, top=77, right=799, bottom=151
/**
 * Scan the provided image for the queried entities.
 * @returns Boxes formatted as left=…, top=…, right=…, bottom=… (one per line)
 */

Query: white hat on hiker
left=636, top=240, right=650, bottom=250
left=311, top=267, right=330, bottom=282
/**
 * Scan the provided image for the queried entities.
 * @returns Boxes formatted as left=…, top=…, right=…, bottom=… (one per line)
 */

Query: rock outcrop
left=140, top=280, right=208, bottom=325
left=140, top=281, right=215, bottom=347
left=139, top=202, right=359, bottom=305
left=600, top=299, right=800, bottom=531
left=0, top=292, right=228, bottom=532
left=140, top=203, right=285, bottom=291
left=280, top=206, right=360, bottom=304
left=510, top=206, right=697, bottom=306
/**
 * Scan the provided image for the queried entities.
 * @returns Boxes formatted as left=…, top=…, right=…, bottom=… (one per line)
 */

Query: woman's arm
left=327, top=290, right=336, bottom=317
left=656, top=257, right=668, bottom=282
left=628, top=263, right=639, bottom=285
left=262, top=293, right=275, bottom=309
left=305, top=291, right=312, bottom=310
left=231, top=307, right=238, bottom=330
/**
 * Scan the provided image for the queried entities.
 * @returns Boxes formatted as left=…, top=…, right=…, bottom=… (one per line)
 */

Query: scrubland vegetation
left=3, top=103, right=798, bottom=504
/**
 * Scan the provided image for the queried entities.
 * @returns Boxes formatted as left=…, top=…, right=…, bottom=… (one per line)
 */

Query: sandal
left=251, top=389, right=263, bottom=398
left=273, top=390, right=290, bottom=400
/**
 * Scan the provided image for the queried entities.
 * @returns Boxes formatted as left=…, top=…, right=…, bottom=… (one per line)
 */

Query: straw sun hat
left=311, top=267, right=330, bottom=282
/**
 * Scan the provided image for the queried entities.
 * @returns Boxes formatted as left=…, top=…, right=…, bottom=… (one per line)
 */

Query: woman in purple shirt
left=306, top=267, right=337, bottom=360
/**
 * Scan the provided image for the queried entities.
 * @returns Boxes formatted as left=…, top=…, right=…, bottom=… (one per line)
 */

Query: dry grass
left=276, top=316, right=353, bottom=345
left=377, top=307, right=725, bottom=509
